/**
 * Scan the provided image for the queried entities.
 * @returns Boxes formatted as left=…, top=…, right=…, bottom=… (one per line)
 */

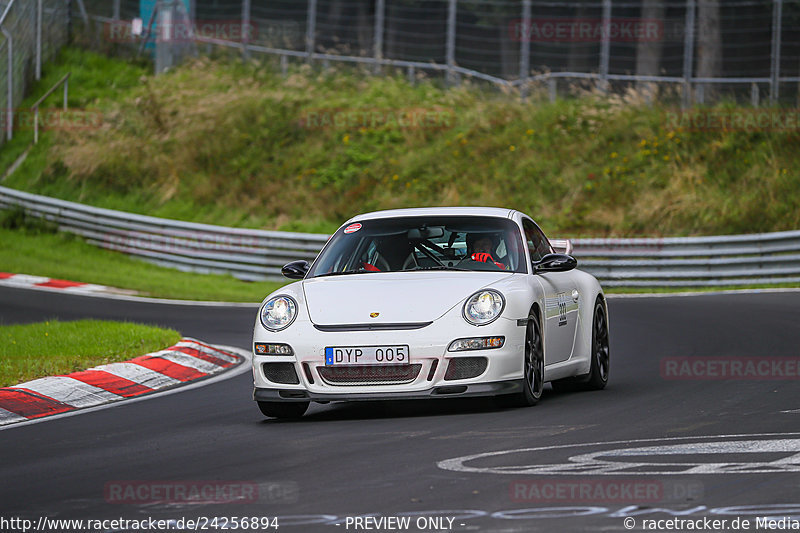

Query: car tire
left=504, top=308, right=544, bottom=407
left=584, top=297, right=610, bottom=390
left=257, top=401, right=309, bottom=419
left=551, top=296, right=609, bottom=392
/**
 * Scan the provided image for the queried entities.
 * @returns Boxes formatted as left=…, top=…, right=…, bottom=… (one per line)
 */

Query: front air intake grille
left=302, top=362, right=315, bottom=385
left=444, top=357, right=488, bottom=381
left=426, top=359, right=439, bottom=381
left=263, top=362, right=300, bottom=385
left=318, top=364, right=422, bottom=386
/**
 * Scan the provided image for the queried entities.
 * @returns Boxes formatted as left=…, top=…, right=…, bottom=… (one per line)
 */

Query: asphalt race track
left=1, top=286, right=800, bottom=532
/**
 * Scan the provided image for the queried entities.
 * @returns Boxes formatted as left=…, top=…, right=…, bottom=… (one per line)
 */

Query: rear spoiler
left=550, top=239, right=573, bottom=255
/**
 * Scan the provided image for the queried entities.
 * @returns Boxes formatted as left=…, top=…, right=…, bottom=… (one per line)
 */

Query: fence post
left=36, top=0, right=42, bottom=80
left=373, top=0, right=385, bottom=74
left=74, top=0, right=90, bottom=29
left=113, top=0, right=121, bottom=20
left=67, top=0, right=72, bottom=42
left=682, top=0, right=696, bottom=109
left=2, top=28, right=12, bottom=141
left=519, top=0, right=531, bottom=100
left=305, top=0, right=317, bottom=63
left=548, top=78, right=556, bottom=103
left=446, top=0, right=457, bottom=85
left=770, top=0, right=782, bottom=103
left=242, top=0, right=251, bottom=61
left=598, top=0, right=611, bottom=94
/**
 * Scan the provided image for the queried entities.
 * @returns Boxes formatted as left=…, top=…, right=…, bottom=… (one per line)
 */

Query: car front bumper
left=252, top=313, right=527, bottom=403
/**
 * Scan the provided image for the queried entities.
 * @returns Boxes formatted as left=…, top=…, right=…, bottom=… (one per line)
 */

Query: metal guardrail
left=0, top=186, right=328, bottom=281
left=573, top=234, right=800, bottom=287
left=2, top=185, right=800, bottom=288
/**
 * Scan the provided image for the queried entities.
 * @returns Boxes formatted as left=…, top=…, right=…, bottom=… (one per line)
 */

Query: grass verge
left=0, top=225, right=284, bottom=302
left=0, top=320, right=181, bottom=387
left=4, top=47, right=800, bottom=237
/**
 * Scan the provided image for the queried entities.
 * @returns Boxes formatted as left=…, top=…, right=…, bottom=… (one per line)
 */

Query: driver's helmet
left=466, top=232, right=501, bottom=255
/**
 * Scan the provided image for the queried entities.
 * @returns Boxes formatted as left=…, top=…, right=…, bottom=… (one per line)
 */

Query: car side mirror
left=534, top=253, right=577, bottom=273
left=281, top=260, right=310, bottom=280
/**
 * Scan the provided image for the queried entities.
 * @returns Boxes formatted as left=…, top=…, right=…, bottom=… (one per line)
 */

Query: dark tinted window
left=308, top=216, right=527, bottom=277
left=522, top=218, right=552, bottom=263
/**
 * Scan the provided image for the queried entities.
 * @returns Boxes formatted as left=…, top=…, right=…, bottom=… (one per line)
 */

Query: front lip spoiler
left=253, top=379, right=523, bottom=402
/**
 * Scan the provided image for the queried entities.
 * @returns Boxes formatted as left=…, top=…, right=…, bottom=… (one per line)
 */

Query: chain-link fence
left=0, top=0, right=70, bottom=146
left=82, top=0, right=800, bottom=106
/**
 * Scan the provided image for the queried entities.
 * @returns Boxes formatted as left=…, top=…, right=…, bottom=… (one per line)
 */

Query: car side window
left=522, top=219, right=552, bottom=263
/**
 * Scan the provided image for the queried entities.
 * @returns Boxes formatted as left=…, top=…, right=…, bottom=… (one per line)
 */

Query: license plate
left=324, top=346, right=410, bottom=366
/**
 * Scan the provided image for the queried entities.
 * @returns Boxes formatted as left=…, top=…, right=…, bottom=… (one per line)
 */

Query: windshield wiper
left=401, top=265, right=469, bottom=272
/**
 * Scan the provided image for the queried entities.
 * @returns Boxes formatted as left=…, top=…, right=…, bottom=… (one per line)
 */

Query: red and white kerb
left=0, top=339, right=243, bottom=426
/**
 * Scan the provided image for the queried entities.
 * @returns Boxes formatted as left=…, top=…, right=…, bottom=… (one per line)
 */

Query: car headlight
left=260, top=295, right=298, bottom=331
left=463, top=290, right=505, bottom=326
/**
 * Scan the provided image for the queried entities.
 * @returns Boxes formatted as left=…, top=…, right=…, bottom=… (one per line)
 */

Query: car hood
left=302, top=271, right=514, bottom=325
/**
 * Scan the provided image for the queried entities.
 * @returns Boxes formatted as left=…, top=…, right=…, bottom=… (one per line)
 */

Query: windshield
left=307, top=216, right=527, bottom=277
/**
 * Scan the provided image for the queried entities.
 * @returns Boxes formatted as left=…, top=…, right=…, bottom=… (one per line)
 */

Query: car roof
left=348, top=207, right=518, bottom=223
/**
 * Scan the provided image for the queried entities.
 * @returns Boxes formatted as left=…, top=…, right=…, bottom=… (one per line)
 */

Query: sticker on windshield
left=344, top=223, right=362, bottom=234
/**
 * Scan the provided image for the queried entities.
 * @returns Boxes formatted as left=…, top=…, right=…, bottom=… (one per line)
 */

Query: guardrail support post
left=446, top=0, right=457, bottom=86
left=598, top=0, right=611, bottom=94
left=682, top=0, right=696, bottom=109
left=305, top=0, right=317, bottom=63
left=549, top=78, right=556, bottom=103
left=770, top=0, right=782, bottom=103
left=519, top=0, right=531, bottom=100
left=373, top=0, right=384, bottom=74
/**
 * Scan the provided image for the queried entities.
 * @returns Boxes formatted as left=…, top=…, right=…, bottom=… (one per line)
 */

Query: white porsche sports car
left=252, top=207, right=609, bottom=418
